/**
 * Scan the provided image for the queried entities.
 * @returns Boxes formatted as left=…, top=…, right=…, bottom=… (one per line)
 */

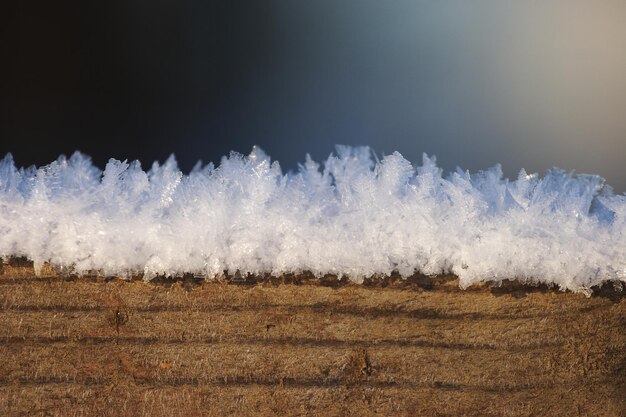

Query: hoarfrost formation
left=0, top=146, right=624, bottom=293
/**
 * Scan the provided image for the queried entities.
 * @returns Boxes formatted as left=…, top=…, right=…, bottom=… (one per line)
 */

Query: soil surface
left=0, top=259, right=624, bottom=416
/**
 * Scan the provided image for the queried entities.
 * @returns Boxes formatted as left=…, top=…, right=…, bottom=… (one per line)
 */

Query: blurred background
left=2, top=1, right=625, bottom=191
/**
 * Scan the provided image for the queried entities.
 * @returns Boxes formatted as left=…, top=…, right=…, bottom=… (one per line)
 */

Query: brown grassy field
left=0, top=258, right=624, bottom=416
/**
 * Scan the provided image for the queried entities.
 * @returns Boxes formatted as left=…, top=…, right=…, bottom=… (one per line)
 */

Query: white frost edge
left=0, top=146, right=624, bottom=294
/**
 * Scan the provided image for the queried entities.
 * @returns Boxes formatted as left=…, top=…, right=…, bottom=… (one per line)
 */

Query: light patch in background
left=485, top=1, right=626, bottom=185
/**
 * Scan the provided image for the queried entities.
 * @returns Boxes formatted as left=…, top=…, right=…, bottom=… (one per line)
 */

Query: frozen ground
left=0, top=146, right=624, bottom=293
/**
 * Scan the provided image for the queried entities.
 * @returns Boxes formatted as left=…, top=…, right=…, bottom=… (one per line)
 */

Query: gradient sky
left=3, top=1, right=625, bottom=191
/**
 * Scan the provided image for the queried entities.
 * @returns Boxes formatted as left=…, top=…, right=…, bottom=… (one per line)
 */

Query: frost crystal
left=0, top=147, right=624, bottom=293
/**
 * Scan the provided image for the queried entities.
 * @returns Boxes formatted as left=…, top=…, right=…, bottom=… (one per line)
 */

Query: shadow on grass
left=1, top=256, right=624, bottom=300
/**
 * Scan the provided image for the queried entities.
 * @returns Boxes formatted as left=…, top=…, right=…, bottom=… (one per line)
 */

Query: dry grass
left=0, top=258, right=624, bottom=416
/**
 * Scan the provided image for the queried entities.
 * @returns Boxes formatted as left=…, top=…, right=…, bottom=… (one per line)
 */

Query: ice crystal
left=0, top=146, right=623, bottom=293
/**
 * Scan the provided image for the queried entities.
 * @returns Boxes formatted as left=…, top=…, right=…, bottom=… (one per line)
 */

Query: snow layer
left=0, top=146, right=624, bottom=293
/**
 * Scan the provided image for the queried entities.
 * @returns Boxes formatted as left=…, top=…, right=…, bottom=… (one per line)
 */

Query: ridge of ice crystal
left=0, top=146, right=624, bottom=293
